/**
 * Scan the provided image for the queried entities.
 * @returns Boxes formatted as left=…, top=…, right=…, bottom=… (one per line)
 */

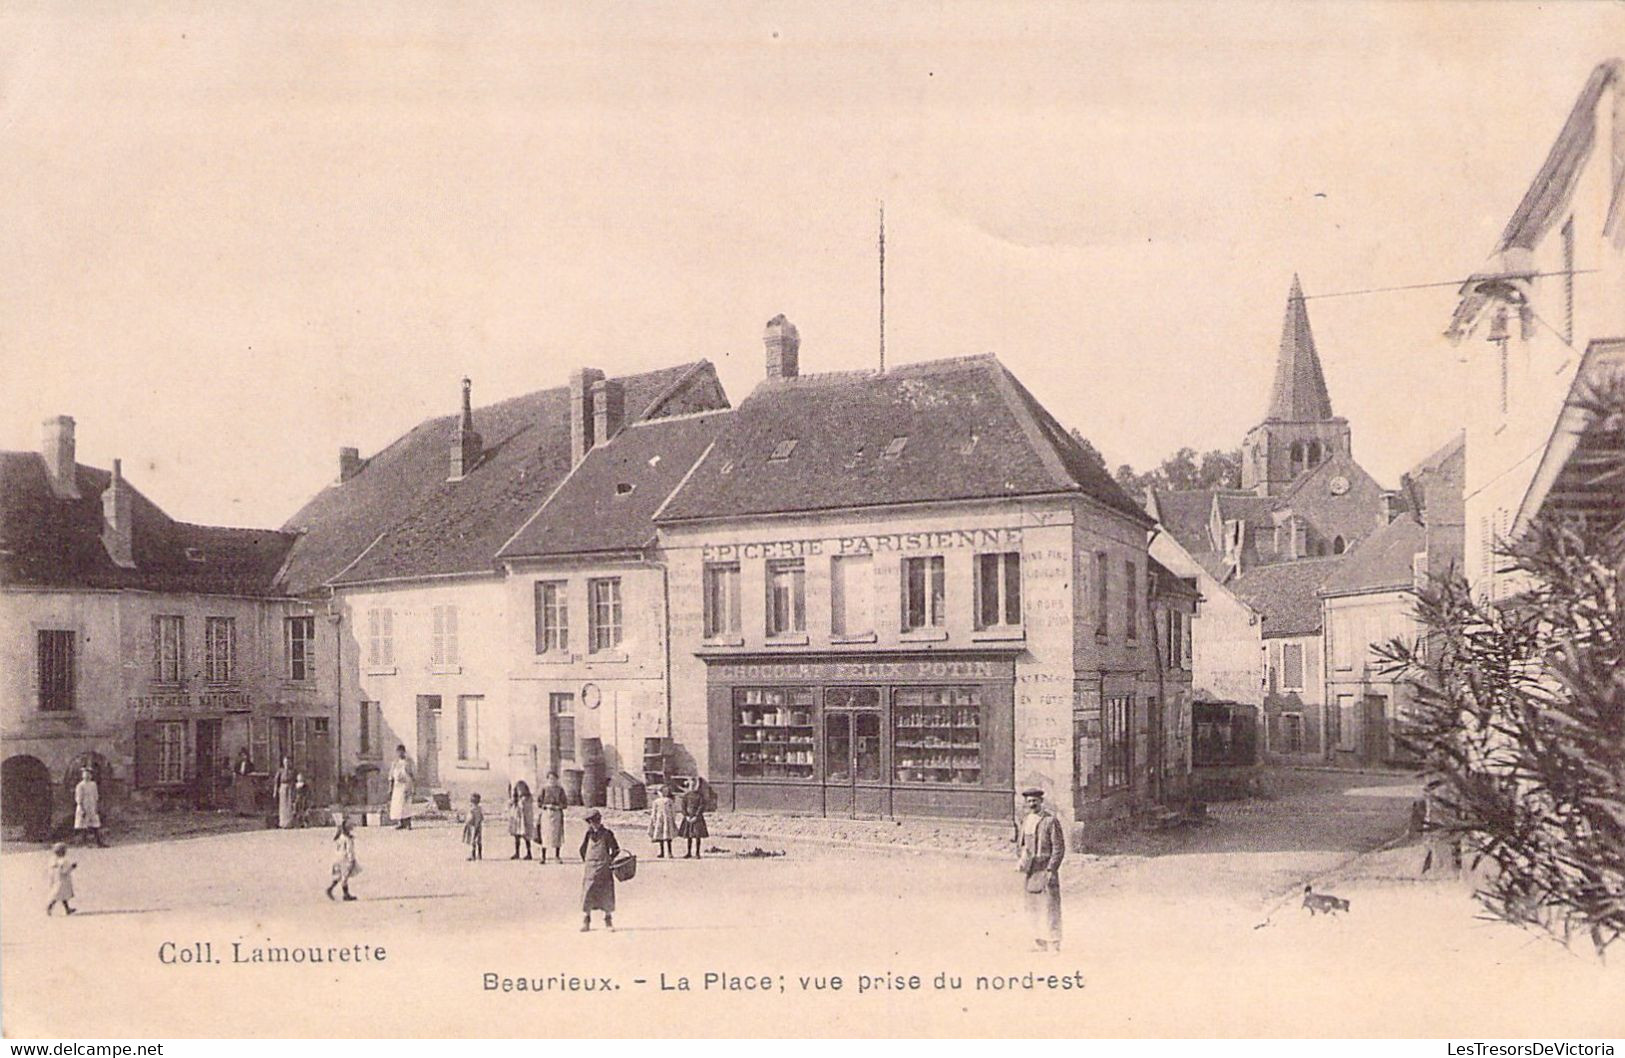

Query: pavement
left=2, top=769, right=1619, bottom=1038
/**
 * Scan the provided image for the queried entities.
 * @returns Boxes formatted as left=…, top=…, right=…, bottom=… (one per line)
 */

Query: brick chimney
left=102, top=458, right=134, bottom=568
left=41, top=415, right=79, bottom=499
left=592, top=378, right=625, bottom=448
left=569, top=367, right=605, bottom=464
left=338, top=447, right=362, bottom=483
left=448, top=378, right=482, bottom=481
left=764, top=315, right=800, bottom=380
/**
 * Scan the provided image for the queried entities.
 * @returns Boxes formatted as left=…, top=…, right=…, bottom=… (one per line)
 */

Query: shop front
left=704, top=652, right=1018, bottom=821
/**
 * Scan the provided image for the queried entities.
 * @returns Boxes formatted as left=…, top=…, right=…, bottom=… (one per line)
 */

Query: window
left=703, top=563, right=741, bottom=639
left=1281, top=713, right=1305, bottom=753
left=734, top=687, right=815, bottom=779
left=1163, top=609, right=1184, bottom=670
left=1094, top=551, right=1109, bottom=637
left=204, top=616, right=236, bottom=683
left=37, top=630, right=74, bottom=712
left=893, top=686, right=982, bottom=785
left=1124, top=559, right=1138, bottom=641
left=766, top=560, right=806, bottom=637
left=768, top=439, right=797, bottom=461
left=902, top=555, right=946, bottom=631
left=285, top=616, right=315, bottom=681
left=358, top=701, right=375, bottom=757
left=158, top=721, right=185, bottom=785
left=588, top=578, right=622, bottom=652
left=1103, top=695, right=1132, bottom=790
left=882, top=436, right=909, bottom=460
left=534, top=582, right=568, bottom=653
left=431, top=605, right=459, bottom=666
left=830, top=555, right=873, bottom=637
left=1282, top=642, right=1304, bottom=691
left=456, top=694, right=483, bottom=762
left=366, top=608, right=394, bottom=668
left=975, top=552, right=1021, bottom=629
left=1332, top=535, right=1346, bottom=555
left=550, top=693, right=576, bottom=764
left=153, top=615, right=184, bottom=683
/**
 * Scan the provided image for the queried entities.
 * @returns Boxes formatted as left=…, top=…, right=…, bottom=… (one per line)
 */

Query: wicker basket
left=611, top=851, right=637, bottom=882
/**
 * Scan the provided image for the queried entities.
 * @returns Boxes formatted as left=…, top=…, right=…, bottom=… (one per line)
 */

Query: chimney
left=41, top=415, right=80, bottom=499
left=448, top=377, right=483, bottom=481
left=102, top=458, right=134, bottom=568
left=764, top=315, right=800, bottom=380
left=1379, top=491, right=1402, bottom=526
left=338, top=447, right=362, bottom=483
left=592, top=378, right=625, bottom=448
left=569, top=367, right=605, bottom=465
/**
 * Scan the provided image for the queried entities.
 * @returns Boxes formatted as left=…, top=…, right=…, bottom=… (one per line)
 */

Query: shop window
left=830, top=555, right=874, bottom=637
left=766, top=561, right=806, bottom=637
left=457, top=695, right=483, bottom=762
left=358, top=701, right=376, bottom=757
left=534, top=582, right=568, bottom=653
left=550, top=693, right=576, bottom=766
left=1124, top=559, right=1138, bottom=640
left=1103, top=695, right=1132, bottom=790
left=431, top=605, right=460, bottom=666
left=1281, top=713, right=1305, bottom=753
left=36, top=630, right=74, bottom=712
left=285, top=616, right=315, bottom=681
left=975, top=552, right=1022, bottom=629
left=1282, top=642, right=1304, bottom=691
left=588, top=579, right=622, bottom=652
left=153, top=615, right=184, bottom=684
left=1094, top=551, right=1109, bottom=637
left=367, top=607, right=395, bottom=667
left=205, top=616, right=236, bottom=683
left=893, top=687, right=982, bottom=785
left=902, top=555, right=946, bottom=631
left=703, top=563, right=741, bottom=639
left=734, top=687, right=815, bottom=780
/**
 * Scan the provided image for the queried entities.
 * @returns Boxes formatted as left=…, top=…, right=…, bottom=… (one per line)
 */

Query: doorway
left=1, top=755, right=52, bottom=840
left=416, top=695, right=441, bottom=789
left=1363, top=694, right=1389, bottom=764
left=822, top=687, right=884, bottom=817
left=549, top=692, right=576, bottom=778
left=195, top=719, right=222, bottom=808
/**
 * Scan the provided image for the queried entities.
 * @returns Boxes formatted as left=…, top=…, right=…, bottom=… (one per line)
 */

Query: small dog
left=1302, top=885, right=1350, bottom=916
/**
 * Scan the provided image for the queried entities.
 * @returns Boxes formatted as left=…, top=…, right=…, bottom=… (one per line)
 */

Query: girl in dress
left=274, top=756, right=296, bottom=829
left=45, top=842, right=77, bottom=915
left=326, top=818, right=359, bottom=901
left=537, top=771, right=567, bottom=864
left=508, top=780, right=535, bottom=860
left=678, top=779, right=709, bottom=859
left=292, top=772, right=310, bottom=828
left=648, top=784, right=677, bottom=858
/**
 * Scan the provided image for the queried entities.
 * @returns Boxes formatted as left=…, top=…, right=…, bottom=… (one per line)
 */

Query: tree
left=1376, top=384, right=1625, bottom=958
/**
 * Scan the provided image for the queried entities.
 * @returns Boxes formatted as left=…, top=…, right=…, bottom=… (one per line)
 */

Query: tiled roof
left=498, top=410, right=731, bottom=559
left=0, top=453, right=295, bottom=595
left=1151, top=488, right=1220, bottom=554
left=280, top=362, right=725, bottom=592
left=1149, top=556, right=1200, bottom=599
left=1265, top=276, right=1335, bottom=422
left=1230, top=556, right=1344, bottom=638
left=656, top=355, right=1151, bottom=525
left=1215, top=491, right=1276, bottom=529
left=1321, top=515, right=1425, bottom=597
left=1497, top=60, right=1623, bottom=253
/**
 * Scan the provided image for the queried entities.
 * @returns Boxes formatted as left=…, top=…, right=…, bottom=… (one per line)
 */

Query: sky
left=3, top=2, right=1622, bottom=528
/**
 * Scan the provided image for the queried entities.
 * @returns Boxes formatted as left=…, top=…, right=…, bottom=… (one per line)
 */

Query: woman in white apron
left=387, top=745, right=413, bottom=829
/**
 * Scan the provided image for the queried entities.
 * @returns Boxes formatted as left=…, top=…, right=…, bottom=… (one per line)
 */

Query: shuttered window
left=431, top=606, right=459, bottom=666
left=37, top=630, right=75, bottom=712
left=153, top=615, right=184, bottom=683
left=204, top=617, right=236, bottom=683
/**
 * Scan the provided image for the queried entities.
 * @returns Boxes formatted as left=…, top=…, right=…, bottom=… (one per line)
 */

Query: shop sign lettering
left=702, top=528, right=1021, bottom=563
left=130, top=691, right=254, bottom=716
left=710, top=659, right=1011, bottom=682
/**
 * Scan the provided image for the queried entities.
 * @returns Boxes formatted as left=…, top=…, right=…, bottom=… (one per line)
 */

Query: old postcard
left=3, top=1, right=1623, bottom=1041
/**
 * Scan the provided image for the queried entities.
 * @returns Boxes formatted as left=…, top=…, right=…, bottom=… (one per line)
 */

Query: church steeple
left=1240, top=275, right=1351, bottom=496
left=1265, top=275, right=1335, bottom=422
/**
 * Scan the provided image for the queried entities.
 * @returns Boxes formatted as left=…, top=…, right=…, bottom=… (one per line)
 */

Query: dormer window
left=882, top=436, right=909, bottom=460
left=184, top=547, right=206, bottom=563
left=768, top=439, right=797, bottom=462
left=615, top=482, right=635, bottom=496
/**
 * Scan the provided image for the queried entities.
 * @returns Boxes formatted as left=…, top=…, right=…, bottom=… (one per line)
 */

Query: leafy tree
left=1377, top=382, right=1625, bottom=959
left=1111, top=446, right=1244, bottom=496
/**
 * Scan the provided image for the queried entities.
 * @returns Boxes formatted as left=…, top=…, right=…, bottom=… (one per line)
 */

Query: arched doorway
left=2, top=755, right=54, bottom=841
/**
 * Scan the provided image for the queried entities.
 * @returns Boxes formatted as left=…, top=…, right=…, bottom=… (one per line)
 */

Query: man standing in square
left=1018, top=787, right=1065, bottom=951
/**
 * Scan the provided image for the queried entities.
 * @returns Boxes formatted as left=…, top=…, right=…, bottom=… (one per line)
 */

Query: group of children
left=460, top=778, right=709, bottom=861
left=45, top=765, right=106, bottom=916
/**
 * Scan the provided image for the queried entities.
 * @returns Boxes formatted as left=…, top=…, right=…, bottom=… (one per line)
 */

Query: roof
left=1215, top=491, right=1276, bottom=530
left=1265, top=276, right=1335, bottom=422
left=1150, top=488, right=1220, bottom=554
left=0, top=453, right=295, bottom=595
left=1320, top=515, right=1426, bottom=597
left=498, top=410, right=731, bottom=559
left=280, top=361, right=726, bottom=592
left=1148, top=556, right=1200, bottom=600
left=1229, top=556, right=1344, bottom=638
left=655, top=354, right=1152, bottom=525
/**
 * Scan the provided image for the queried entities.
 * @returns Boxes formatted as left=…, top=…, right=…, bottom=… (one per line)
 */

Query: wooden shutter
left=134, top=722, right=160, bottom=788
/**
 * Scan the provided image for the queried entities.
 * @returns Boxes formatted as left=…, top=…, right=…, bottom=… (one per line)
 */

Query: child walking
left=463, top=792, right=484, bottom=860
left=326, top=818, right=359, bottom=901
left=45, top=842, right=77, bottom=915
left=648, top=783, right=676, bottom=858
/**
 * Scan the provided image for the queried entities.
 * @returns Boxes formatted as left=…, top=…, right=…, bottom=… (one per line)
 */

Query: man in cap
left=73, top=766, right=106, bottom=847
left=578, top=809, right=621, bottom=932
left=1017, top=787, right=1065, bottom=951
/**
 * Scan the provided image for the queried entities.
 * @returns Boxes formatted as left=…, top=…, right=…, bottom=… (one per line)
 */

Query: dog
left=1302, top=885, right=1351, bottom=916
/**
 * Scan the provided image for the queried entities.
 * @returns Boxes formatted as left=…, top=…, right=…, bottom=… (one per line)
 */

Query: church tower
left=1240, top=276, right=1353, bottom=496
